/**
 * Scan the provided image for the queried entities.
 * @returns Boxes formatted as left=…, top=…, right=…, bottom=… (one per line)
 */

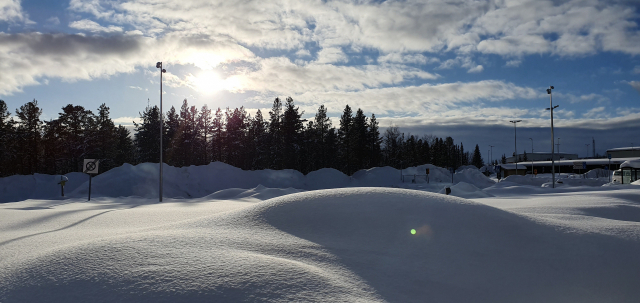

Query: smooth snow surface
left=1, top=163, right=640, bottom=302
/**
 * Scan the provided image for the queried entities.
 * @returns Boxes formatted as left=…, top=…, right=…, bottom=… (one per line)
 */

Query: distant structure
left=606, top=147, right=640, bottom=158
left=507, top=152, right=578, bottom=163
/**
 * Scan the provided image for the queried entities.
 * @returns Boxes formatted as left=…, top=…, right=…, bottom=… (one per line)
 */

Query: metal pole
left=157, top=62, right=166, bottom=202
left=529, top=138, right=533, bottom=176
left=510, top=120, right=521, bottom=175
left=88, top=174, right=92, bottom=201
left=549, top=87, right=556, bottom=188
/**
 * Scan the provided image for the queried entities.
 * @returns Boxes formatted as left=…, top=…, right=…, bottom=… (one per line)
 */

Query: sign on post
left=84, top=159, right=99, bottom=174
left=84, top=159, right=99, bottom=201
left=608, top=153, right=612, bottom=159
left=582, top=162, right=587, bottom=170
left=534, top=169, right=537, bottom=176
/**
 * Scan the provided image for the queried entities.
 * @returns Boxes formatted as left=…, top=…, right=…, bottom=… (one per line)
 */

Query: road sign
left=83, top=159, right=99, bottom=174
left=582, top=162, right=587, bottom=170
left=534, top=169, right=537, bottom=175
left=426, top=168, right=430, bottom=175
left=608, top=153, right=612, bottom=159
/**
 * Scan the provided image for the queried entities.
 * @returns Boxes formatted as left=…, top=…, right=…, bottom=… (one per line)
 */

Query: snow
left=1, top=162, right=640, bottom=302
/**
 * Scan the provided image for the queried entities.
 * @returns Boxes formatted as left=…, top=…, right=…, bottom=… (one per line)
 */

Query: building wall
left=507, top=153, right=578, bottom=163
left=608, top=150, right=640, bottom=158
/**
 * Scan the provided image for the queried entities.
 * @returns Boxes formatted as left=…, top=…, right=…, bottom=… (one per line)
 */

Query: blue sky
left=1, top=0, right=640, bottom=161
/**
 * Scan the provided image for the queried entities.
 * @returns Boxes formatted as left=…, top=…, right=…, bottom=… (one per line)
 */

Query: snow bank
left=439, top=182, right=494, bottom=198
left=1, top=162, right=497, bottom=202
left=2, top=188, right=638, bottom=302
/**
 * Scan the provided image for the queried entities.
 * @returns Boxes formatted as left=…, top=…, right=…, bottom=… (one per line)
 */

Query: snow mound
left=454, top=168, right=495, bottom=189
left=0, top=172, right=86, bottom=203
left=2, top=188, right=639, bottom=302
left=438, top=182, right=494, bottom=198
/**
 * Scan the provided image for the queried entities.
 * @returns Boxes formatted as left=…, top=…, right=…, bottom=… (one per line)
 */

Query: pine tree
left=338, top=105, right=353, bottom=174
left=351, top=108, right=368, bottom=171
left=281, top=97, right=304, bottom=171
left=268, top=98, right=284, bottom=169
left=114, top=125, right=135, bottom=166
left=134, top=105, right=161, bottom=163
left=312, top=105, right=333, bottom=170
left=15, top=99, right=43, bottom=174
left=471, top=144, right=484, bottom=168
left=501, top=154, right=507, bottom=164
left=198, top=104, right=212, bottom=164
left=248, top=109, right=268, bottom=169
left=0, top=100, right=17, bottom=176
left=164, top=106, right=180, bottom=166
left=367, top=114, right=382, bottom=168
left=93, top=103, right=119, bottom=171
left=209, top=107, right=224, bottom=163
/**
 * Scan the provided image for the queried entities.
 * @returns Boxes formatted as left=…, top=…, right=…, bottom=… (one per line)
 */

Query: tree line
left=0, top=98, right=485, bottom=177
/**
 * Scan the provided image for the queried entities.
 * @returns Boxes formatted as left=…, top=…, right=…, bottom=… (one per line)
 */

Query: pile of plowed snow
left=2, top=188, right=638, bottom=302
left=1, top=162, right=498, bottom=202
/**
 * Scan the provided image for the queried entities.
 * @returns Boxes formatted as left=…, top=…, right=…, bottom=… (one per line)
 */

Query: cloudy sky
left=1, top=0, right=640, bottom=160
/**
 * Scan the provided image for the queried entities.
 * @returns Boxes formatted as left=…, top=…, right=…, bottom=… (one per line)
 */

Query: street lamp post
left=546, top=86, right=558, bottom=188
left=489, top=145, right=494, bottom=166
left=586, top=144, right=590, bottom=159
left=529, top=138, right=533, bottom=176
left=156, top=62, right=166, bottom=202
left=509, top=120, right=522, bottom=175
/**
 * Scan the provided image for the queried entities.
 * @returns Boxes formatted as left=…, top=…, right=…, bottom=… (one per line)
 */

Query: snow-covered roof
left=507, top=157, right=640, bottom=167
left=607, top=147, right=640, bottom=152
left=620, top=159, right=640, bottom=169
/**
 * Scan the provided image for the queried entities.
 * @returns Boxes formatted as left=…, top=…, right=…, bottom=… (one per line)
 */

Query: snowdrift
left=1, top=188, right=638, bottom=302
left=1, top=162, right=497, bottom=202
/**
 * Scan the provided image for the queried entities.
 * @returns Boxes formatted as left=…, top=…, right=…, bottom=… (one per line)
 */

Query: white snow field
left=1, top=162, right=639, bottom=302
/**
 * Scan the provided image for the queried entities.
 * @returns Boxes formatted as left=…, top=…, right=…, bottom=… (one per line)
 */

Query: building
left=498, top=157, right=640, bottom=178
left=506, top=152, right=578, bottom=163
left=606, top=147, right=640, bottom=158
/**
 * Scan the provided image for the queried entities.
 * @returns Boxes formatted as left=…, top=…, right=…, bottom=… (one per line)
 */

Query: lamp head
left=550, top=86, right=554, bottom=89
left=546, top=88, right=551, bottom=94
left=156, top=62, right=162, bottom=68
left=162, top=69, right=166, bottom=73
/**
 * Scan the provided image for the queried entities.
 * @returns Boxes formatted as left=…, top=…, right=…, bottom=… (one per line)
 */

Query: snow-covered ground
left=1, top=163, right=639, bottom=302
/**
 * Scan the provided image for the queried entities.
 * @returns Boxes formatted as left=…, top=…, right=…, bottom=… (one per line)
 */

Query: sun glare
left=192, top=71, right=224, bottom=95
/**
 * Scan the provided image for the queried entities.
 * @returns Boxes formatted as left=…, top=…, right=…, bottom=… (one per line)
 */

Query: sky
left=1, top=0, right=640, bottom=161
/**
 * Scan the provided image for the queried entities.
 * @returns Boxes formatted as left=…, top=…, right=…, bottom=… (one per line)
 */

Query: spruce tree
left=268, top=98, right=283, bottom=169
left=0, top=100, right=16, bottom=176
left=134, top=105, right=161, bottom=163
left=338, top=105, right=353, bottom=174
left=281, top=97, right=304, bottom=171
left=471, top=144, right=484, bottom=168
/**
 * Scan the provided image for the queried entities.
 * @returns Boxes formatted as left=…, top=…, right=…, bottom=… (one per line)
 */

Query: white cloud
left=467, top=65, right=484, bottom=73
left=629, top=81, right=640, bottom=94
left=377, top=53, right=439, bottom=65
left=0, top=32, right=255, bottom=95
left=582, top=106, right=608, bottom=119
left=69, top=19, right=124, bottom=33
left=316, top=47, right=347, bottom=64
left=46, top=17, right=60, bottom=25
left=0, top=0, right=25, bottom=23
left=227, top=57, right=439, bottom=96
left=633, top=66, right=640, bottom=74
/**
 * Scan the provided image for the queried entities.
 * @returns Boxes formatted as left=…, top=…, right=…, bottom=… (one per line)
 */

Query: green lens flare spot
left=411, top=229, right=416, bottom=235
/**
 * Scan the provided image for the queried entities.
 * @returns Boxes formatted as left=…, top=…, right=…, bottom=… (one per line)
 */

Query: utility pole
left=546, top=86, right=558, bottom=188
left=156, top=62, right=166, bottom=202
left=509, top=120, right=522, bottom=175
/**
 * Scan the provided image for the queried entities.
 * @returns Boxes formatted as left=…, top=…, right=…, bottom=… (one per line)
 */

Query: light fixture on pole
left=546, top=86, right=558, bottom=188
left=509, top=120, right=522, bottom=175
left=156, top=62, right=166, bottom=202
left=529, top=138, right=533, bottom=176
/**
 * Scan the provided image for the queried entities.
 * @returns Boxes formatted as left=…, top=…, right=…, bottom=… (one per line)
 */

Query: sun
left=192, top=71, right=224, bottom=95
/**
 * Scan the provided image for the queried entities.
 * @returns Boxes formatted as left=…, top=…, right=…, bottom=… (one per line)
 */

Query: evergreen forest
left=0, top=98, right=485, bottom=177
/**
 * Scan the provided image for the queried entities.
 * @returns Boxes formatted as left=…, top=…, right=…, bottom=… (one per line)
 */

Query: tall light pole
left=156, top=62, right=166, bottom=202
left=585, top=144, right=590, bottom=159
left=509, top=120, right=522, bottom=175
left=489, top=145, right=494, bottom=165
left=529, top=138, right=534, bottom=176
left=546, top=86, right=558, bottom=188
